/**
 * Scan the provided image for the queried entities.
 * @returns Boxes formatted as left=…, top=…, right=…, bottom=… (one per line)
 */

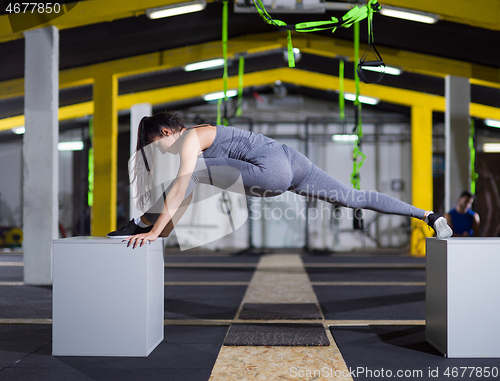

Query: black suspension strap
left=357, top=1, right=385, bottom=83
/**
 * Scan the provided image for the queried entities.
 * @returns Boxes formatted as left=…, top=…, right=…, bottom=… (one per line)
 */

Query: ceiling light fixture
left=12, top=126, right=25, bottom=134
left=483, top=143, right=500, bottom=153
left=146, top=0, right=206, bottom=19
left=344, top=93, right=380, bottom=105
left=484, top=119, right=500, bottom=128
left=332, top=134, right=359, bottom=142
left=361, top=65, right=402, bottom=76
left=58, top=141, right=84, bottom=151
left=204, top=90, right=238, bottom=101
left=184, top=58, right=225, bottom=72
left=379, top=6, right=439, bottom=24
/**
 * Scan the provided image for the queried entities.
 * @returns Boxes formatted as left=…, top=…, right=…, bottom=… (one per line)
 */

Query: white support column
left=23, top=26, right=59, bottom=285
left=445, top=75, right=470, bottom=212
left=129, top=103, right=152, bottom=219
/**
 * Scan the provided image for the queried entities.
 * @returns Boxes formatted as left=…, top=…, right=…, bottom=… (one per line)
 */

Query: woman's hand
left=124, top=231, right=159, bottom=249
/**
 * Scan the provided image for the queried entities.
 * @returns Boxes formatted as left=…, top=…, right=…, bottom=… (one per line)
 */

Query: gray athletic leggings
left=143, top=142, right=426, bottom=223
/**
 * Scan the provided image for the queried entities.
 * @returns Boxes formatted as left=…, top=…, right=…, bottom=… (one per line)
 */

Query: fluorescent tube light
left=58, top=141, right=84, bottom=151
left=332, top=134, right=358, bottom=142
left=485, top=119, right=500, bottom=128
left=146, top=0, right=206, bottom=19
left=12, top=126, right=25, bottom=134
left=483, top=143, right=500, bottom=153
left=204, top=90, right=238, bottom=101
left=185, top=58, right=225, bottom=72
left=361, top=65, right=402, bottom=76
left=344, top=93, right=380, bottom=105
left=380, top=6, right=439, bottom=24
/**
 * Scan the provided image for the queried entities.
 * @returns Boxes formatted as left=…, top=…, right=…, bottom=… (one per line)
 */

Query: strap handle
left=251, top=0, right=381, bottom=68
left=357, top=0, right=385, bottom=83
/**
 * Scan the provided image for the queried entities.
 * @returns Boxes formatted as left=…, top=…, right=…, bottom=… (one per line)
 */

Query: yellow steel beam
left=410, top=105, right=434, bottom=256
left=0, top=0, right=199, bottom=43
left=0, top=33, right=283, bottom=101
left=2, top=32, right=499, bottom=104
left=290, top=33, right=500, bottom=85
left=470, top=102, right=500, bottom=121
left=3, top=67, right=500, bottom=133
left=0, top=102, right=94, bottom=130
left=380, top=0, right=500, bottom=31
left=91, top=74, right=118, bottom=236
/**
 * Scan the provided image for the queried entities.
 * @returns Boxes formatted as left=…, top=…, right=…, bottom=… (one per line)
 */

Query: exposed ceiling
left=0, top=0, right=499, bottom=135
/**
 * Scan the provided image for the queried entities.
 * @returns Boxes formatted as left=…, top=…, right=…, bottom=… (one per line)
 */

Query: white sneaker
left=427, top=213, right=453, bottom=239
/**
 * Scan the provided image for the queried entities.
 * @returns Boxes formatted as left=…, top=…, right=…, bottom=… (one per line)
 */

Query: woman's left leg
left=284, top=145, right=426, bottom=219
left=283, top=145, right=452, bottom=237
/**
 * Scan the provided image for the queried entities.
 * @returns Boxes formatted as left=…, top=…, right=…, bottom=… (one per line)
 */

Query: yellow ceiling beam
left=3, top=67, right=500, bottom=133
left=0, top=0, right=198, bottom=43
left=291, top=33, right=500, bottom=84
left=380, top=0, right=500, bottom=31
left=0, top=34, right=283, bottom=101
left=0, top=102, right=94, bottom=130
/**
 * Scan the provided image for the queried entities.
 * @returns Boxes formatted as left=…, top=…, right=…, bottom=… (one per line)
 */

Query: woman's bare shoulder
left=180, top=124, right=217, bottom=154
left=187, top=125, right=217, bottom=151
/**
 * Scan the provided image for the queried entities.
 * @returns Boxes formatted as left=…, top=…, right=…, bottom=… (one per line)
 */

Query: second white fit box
left=426, top=237, right=500, bottom=358
left=52, top=237, right=165, bottom=356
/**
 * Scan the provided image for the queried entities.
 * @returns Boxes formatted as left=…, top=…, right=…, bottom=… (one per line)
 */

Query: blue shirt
left=448, top=209, right=475, bottom=236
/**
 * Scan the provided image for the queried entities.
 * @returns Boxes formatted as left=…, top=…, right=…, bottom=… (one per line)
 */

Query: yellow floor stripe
left=0, top=318, right=426, bottom=326
left=0, top=281, right=424, bottom=287
left=0, top=319, right=52, bottom=324
left=164, top=262, right=424, bottom=268
left=165, top=263, right=256, bottom=268
left=164, top=282, right=249, bottom=286
left=0, top=282, right=24, bottom=286
left=311, top=281, right=425, bottom=286
left=305, top=263, right=425, bottom=268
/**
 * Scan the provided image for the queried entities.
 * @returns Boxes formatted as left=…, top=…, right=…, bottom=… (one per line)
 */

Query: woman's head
left=136, top=112, right=185, bottom=152
left=131, top=112, right=185, bottom=210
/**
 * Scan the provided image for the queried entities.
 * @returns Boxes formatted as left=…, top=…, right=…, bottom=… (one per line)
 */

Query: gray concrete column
left=445, top=75, right=470, bottom=212
left=23, top=26, right=59, bottom=285
left=130, top=103, right=152, bottom=219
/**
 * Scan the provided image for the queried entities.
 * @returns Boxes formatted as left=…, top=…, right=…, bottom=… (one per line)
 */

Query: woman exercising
left=107, top=112, right=452, bottom=248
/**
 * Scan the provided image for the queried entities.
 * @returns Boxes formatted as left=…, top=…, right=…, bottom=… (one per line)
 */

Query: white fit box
left=52, top=237, right=165, bottom=356
left=426, top=237, right=500, bottom=358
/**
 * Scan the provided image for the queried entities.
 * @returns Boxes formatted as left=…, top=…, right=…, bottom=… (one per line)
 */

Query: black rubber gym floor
left=1, top=251, right=498, bottom=380
left=0, top=324, right=227, bottom=381
left=330, top=325, right=500, bottom=381
left=314, top=285, right=425, bottom=320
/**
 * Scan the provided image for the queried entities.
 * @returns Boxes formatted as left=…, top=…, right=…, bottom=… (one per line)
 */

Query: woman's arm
left=126, top=131, right=201, bottom=248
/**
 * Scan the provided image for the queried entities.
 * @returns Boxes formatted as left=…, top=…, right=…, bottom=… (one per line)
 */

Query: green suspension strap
left=251, top=0, right=381, bottom=68
left=351, top=21, right=365, bottom=230
left=351, top=21, right=366, bottom=192
left=88, top=116, right=94, bottom=207
left=470, top=118, right=479, bottom=194
left=339, top=59, right=345, bottom=127
left=236, top=56, right=245, bottom=117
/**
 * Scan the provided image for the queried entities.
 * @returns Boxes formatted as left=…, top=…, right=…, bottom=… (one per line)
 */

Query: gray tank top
left=200, top=125, right=278, bottom=161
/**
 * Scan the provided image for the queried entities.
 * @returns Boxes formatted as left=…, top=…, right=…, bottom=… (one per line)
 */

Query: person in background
left=445, top=190, right=480, bottom=237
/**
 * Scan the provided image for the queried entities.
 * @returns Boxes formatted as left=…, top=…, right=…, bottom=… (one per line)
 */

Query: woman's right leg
left=284, top=145, right=452, bottom=237
left=285, top=145, right=426, bottom=219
